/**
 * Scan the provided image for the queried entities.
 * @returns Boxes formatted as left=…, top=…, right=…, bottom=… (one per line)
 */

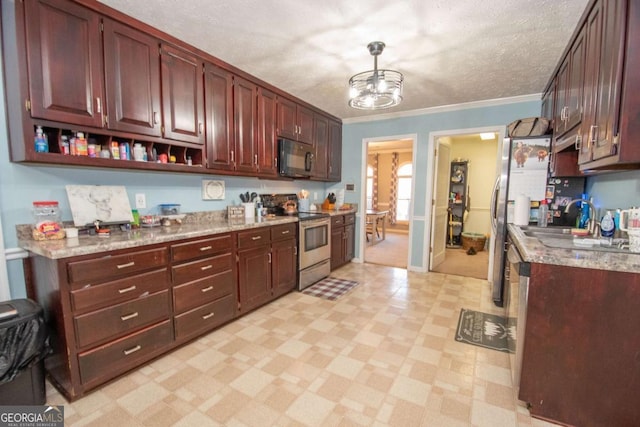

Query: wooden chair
left=366, top=216, right=380, bottom=242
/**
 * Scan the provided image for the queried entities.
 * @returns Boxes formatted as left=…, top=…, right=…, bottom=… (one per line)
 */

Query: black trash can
left=0, top=299, right=49, bottom=405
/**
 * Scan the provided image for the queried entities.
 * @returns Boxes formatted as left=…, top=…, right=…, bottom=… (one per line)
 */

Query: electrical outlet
left=346, top=183, right=355, bottom=191
left=135, top=193, right=146, bottom=209
left=314, top=192, right=318, bottom=200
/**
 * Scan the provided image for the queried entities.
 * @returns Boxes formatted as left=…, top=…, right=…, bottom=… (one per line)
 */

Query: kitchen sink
left=518, top=225, right=633, bottom=254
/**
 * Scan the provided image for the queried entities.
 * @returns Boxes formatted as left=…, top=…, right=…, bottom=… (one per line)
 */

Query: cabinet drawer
left=344, top=214, right=355, bottom=225
left=172, top=253, right=233, bottom=285
left=74, top=291, right=170, bottom=349
left=237, top=228, right=271, bottom=249
left=174, top=294, right=235, bottom=341
left=71, top=269, right=169, bottom=314
left=68, top=248, right=168, bottom=284
left=331, top=216, right=344, bottom=227
left=171, top=234, right=233, bottom=262
left=173, top=269, right=234, bottom=313
left=78, top=320, right=172, bottom=386
left=271, top=223, right=296, bottom=242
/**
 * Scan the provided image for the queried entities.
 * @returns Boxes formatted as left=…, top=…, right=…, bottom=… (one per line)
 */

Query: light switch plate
left=202, top=179, right=225, bottom=200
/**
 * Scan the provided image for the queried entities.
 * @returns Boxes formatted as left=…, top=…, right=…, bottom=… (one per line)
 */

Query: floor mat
left=455, top=308, right=515, bottom=353
left=302, top=277, right=359, bottom=301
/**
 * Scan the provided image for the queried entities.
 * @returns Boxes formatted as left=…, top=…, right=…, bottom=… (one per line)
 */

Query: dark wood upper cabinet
left=277, top=97, right=314, bottom=144
left=327, top=119, right=342, bottom=182
left=312, top=114, right=329, bottom=180
left=103, top=19, right=161, bottom=137
left=160, top=44, right=204, bottom=145
left=588, top=0, right=627, bottom=163
left=553, top=25, right=585, bottom=145
left=204, top=62, right=234, bottom=171
left=24, top=0, right=104, bottom=128
left=257, top=87, right=278, bottom=177
left=233, top=76, right=258, bottom=173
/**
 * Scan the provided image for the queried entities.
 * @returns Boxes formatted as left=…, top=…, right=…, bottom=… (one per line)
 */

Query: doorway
left=428, top=128, right=502, bottom=280
left=362, top=136, right=415, bottom=269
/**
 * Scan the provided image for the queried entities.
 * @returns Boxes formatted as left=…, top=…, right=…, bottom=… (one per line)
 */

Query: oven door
left=299, top=218, right=330, bottom=269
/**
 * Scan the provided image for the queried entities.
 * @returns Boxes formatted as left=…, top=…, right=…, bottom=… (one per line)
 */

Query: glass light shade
left=348, top=69, right=403, bottom=109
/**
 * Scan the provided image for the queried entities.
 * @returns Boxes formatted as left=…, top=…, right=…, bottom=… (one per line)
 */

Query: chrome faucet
left=564, top=199, right=598, bottom=237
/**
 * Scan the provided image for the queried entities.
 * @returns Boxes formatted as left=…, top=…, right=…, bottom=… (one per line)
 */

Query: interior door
left=430, top=139, right=451, bottom=268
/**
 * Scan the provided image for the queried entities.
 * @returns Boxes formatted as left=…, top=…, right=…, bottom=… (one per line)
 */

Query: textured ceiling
left=98, top=0, right=590, bottom=121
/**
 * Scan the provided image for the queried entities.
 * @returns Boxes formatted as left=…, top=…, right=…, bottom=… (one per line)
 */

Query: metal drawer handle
left=199, top=246, right=212, bottom=251
left=118, top=285, right=137, bottom=294
left=202, top=312, right=215, bottom=320
left=123, top=345, right=141, bottom=356
left=201, top=265, right=213, bottom=271
left=201, top=286, right=214, bottom=293
left=281, top=230, right=290, bottom=234
left=117, top=261, right=135, bottom=269
left=251, top=236, right=262, bottom=240
left=121, top=312, right=139, bottom=321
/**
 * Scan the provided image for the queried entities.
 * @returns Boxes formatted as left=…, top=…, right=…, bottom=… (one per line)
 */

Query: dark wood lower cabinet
left=28, top=223, right=299, bottom=401
left=330, top=214, right=355, bottom=270
left=519, top=263, right=640, bottom=426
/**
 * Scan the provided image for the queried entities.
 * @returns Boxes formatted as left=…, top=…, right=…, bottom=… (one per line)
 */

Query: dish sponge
left=571, top=228, right=589, bottom=236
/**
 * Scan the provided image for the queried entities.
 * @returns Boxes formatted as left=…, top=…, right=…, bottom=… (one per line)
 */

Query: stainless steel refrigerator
left=490, top=136, right=551, bottom=307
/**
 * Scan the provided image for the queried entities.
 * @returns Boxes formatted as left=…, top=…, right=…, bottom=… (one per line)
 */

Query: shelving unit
left=447, top=160, right=469, bottom=248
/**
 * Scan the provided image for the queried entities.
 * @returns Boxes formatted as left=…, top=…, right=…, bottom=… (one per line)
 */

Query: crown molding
left=342, top=93, right=541, bottom=124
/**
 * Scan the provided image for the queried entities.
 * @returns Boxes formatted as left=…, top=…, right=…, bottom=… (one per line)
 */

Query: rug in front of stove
left=302, top=277, right=359, bottom=301
left=455, top=308, right=515, bottom=353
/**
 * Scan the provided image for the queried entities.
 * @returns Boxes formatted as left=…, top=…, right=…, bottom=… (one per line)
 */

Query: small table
left=365, top=210, right=388, bottom=244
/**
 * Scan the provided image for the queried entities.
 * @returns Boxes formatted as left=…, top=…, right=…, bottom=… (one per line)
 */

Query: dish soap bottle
left=600, top=210, right=615, bottom=238
left=538, top=199, right=548, bottom=227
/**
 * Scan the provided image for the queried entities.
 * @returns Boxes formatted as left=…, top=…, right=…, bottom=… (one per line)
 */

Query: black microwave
left=278, top=138, right=314, bottom=178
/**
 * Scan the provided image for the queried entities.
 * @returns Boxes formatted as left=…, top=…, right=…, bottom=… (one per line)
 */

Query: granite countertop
left=508, top=224, right=640, bottom=274
left=19, top=206, right=359, bottom=260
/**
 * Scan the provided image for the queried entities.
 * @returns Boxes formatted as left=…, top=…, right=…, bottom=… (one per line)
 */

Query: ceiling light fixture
left=480, top=132, right=496, bottom=140
left=349, top=41, right=403, bottom=110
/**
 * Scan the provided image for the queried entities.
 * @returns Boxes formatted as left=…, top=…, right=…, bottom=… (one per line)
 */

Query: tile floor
left=46, top=263, right=561, bottom=426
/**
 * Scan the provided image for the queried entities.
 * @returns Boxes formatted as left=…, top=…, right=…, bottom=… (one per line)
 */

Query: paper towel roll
left=513, top=194, right=530, bottom=226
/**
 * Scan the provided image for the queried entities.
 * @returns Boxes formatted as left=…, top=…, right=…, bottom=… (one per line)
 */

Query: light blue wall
left=334, top=101, right=543, bottom=267
left=586, top=170, right=640, bottom=213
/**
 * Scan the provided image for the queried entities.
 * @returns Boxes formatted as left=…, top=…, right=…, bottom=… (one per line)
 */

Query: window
left=396, top=163, right=412, bottom=221
left=366, top=165, right=374, bottom=210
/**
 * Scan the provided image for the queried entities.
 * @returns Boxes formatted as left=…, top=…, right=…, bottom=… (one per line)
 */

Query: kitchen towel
left=513, top=194, right=530, bottom=226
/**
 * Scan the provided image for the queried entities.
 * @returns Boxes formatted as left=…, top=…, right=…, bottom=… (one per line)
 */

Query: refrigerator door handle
left=490, top=176, right=500, bottom=233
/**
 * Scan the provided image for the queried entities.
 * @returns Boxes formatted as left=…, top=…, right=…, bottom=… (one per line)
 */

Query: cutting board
left=66, top=185, right=133, bottom=227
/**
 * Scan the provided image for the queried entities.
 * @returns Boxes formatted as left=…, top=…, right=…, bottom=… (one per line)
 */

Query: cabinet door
left=327, top=119, right=342, bottom=182
left=237, top=245, right=271, bottom=313
left=233, top=76, right=258, bottom=173
left=312, top=114, right=329, bottom=180
left=103, top=19, right=161, bottom=137
left=344, top=223, right=355, bottom=261
left=257, top=87, right=278, bottom=176
left=277, top=97, right=297, bottom=140
left=297, top=105, right=314, bottom=144
left=271, top=239, right=297, bottom=298
left=204, top=63, right=234, bottom=171
left=579, top=2, right=603, bottom=164
left=160, top=44, right=204, bottom=144
left=553, top=57, right=570, bottom=137
left=330, top=226, right=344, bottom=270
left=565, top=26, right=586, bottom=131
left=24, top=0, right=103, bottom=127
left=590, top=0, right=626, bottom=162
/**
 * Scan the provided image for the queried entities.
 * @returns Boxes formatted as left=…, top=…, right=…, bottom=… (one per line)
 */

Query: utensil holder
left=242, top=202, right=255, bottom=220
left=298, top=198, right=310, bottom=212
